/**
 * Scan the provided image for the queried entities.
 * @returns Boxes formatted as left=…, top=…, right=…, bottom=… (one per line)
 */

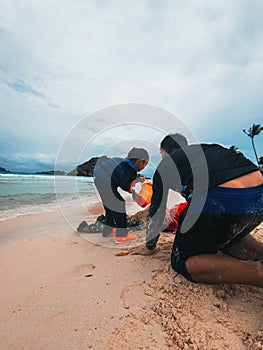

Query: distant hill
left=0, top=166, right=10, bottom=173
left=68, top=156, right=108, bottom=176
left=35, top=170, right=66, bottom=175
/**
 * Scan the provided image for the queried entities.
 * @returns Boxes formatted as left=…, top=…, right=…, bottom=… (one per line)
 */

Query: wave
left=0, top=174, right=98, bottom=221
left=0, top=193, right=99, bottom=222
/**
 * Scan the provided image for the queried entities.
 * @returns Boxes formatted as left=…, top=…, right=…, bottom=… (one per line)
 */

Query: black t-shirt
left=146, top=144, right=258, bottom=249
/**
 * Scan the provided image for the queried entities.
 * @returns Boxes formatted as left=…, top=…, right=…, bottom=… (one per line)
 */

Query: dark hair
left=127, top=147, right=149, bottom=161
left=160, top=133, right=188, bottom=154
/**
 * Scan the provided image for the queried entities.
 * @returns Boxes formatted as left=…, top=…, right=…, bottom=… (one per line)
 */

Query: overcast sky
left=0, top=0, right=262, bottom=173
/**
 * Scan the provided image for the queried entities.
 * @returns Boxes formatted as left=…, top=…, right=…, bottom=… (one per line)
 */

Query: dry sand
left=0, top=205, right=263, bottom=350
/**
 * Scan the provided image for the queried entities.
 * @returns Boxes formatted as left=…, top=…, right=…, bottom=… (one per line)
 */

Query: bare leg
left=186, top=254, right=263, bottom=287
left=225, top=235, right=263, bottom=260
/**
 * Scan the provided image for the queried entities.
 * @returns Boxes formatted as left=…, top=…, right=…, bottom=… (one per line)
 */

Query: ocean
left=0, top=173, right=98, bottom=221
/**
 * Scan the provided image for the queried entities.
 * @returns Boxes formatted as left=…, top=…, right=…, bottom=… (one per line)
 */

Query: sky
left=0, top=0, right=263, bottom=173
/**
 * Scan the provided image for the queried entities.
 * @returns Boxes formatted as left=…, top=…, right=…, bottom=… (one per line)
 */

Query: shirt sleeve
left=146, top=167, right=169, bottom=250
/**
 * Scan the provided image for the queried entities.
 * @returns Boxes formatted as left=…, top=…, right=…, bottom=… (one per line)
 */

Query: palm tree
left=243, top=123, right=263, bottom=165
left=229, top=145, right=243, bottom=155
left=229, top=145, right=239, bottom=152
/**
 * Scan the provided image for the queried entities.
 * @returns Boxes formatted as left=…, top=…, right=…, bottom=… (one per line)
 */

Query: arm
left=146, top=169, right=169, bottom=250
left=118, top=164, right=137, bottom=191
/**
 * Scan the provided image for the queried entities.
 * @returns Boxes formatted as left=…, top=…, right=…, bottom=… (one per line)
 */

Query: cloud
left=0, top=153, right=56, bottom=173
left=3, top=78, right=45, bottom=98
left=0, top=0, right=263, bottom=171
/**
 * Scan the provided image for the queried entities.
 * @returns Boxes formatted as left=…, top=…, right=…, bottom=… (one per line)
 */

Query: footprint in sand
left=66, top=240, right=79, bottom=245
left=73, top=263, right=96, bottom=275
left=120, top=283, right=154, bottom=310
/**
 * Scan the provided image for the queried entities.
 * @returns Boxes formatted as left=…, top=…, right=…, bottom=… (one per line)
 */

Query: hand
left=130, top=245, right=158, bottom=256
left=132, top=191, right=138, bottom=201
left=135, top=176, right=145, bottom=183
left=129, top=177, right=144, bottom=193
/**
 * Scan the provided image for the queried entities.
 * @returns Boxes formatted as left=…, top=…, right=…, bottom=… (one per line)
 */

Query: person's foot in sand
left=77, top=221, right=89, bottom=233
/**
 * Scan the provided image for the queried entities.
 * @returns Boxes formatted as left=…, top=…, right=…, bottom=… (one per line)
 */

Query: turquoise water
left=0, top=174, right=97, bottom=221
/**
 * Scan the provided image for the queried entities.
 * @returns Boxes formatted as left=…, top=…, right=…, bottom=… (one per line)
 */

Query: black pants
left=94, top=179, right=128, bottom=237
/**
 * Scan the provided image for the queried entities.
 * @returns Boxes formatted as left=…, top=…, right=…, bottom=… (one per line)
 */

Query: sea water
left=0, top=173, right=98, bottom=221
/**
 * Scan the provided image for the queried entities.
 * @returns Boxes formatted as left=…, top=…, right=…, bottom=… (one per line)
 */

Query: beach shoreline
left=1, top=207, right=263, bottom=349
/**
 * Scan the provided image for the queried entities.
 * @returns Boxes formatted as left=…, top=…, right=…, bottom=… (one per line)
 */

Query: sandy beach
left=1, top=205, right=263, bottom=350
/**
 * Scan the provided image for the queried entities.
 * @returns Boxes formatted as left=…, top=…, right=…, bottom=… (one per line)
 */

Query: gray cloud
left=0, top=1, right=262, bottom=171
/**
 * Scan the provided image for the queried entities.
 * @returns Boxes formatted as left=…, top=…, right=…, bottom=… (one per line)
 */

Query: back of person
left=93, top=157, right=123, bottom=181
left=94, top=157, right=137, bottom=189
left=160, top=143, right=258, bottom=193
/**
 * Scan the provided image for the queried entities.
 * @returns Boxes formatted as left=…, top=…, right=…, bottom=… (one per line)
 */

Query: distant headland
left=0, top=155, right=108, bottom=176
left=35, top=170, right=66, bottom=175
left=0, top=167, right=10, bottom=173
left=67, top=156, right=107, bottom=176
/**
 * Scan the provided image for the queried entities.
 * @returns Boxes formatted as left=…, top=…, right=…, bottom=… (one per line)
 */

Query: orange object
left=114, top=233, right=138, bottom=243
left=114, top=251, right=130, bottom=256
left=131, top=179, right=153, bottom=208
